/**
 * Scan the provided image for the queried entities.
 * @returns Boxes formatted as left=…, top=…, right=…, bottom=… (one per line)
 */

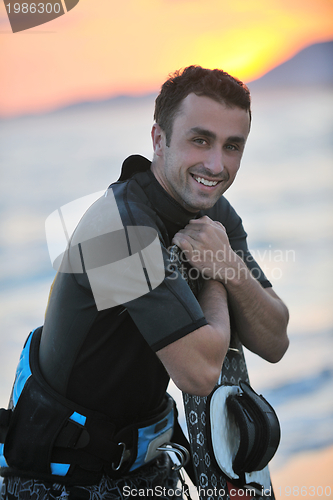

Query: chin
left=191, top=187, right=228, bottom=211
left=185, top=198, right=219, bottom=212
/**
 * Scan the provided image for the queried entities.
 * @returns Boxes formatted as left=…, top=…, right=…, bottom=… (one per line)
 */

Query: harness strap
left=172, top=418, right=197, bottom=487
left=54, top=421, right=89, bottom=450
left=0, top=409, right=12, bottom=443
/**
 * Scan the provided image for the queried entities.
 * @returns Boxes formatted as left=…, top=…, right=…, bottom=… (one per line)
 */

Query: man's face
left=151, top=93, right=250, bottom=212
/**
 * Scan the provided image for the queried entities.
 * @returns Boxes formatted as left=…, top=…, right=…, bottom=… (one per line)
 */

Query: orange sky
left=0, top=0, right=332, bottom=117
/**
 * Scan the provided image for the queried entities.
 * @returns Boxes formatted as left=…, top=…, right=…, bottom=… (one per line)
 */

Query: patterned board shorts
left=0, top=454, right=187, bottom=500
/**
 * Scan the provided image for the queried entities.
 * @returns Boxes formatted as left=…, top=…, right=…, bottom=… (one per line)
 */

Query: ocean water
left=0, top=86, right=332, bottom=474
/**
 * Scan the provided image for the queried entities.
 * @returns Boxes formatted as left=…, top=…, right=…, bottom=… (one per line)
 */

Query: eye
left=225, top=143, right=239, bottom=151
left=193, top=137, right=208, bottom=146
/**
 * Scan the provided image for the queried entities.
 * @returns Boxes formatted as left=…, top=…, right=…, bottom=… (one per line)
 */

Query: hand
left=172, top=216, right=238, bottom=282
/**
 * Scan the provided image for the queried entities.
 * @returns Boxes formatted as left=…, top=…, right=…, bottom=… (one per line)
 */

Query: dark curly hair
left=154, top=65, right=251, bottom=146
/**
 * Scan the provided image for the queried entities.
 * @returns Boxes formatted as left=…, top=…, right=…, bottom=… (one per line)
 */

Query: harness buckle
left=112, top=442, right=131, bottom=471
left=157, top=442, right=190, bottom=471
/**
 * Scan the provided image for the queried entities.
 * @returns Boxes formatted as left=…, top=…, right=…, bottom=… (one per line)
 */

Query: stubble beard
left=163, top=150, right=227, bottom=212
left=169, top=172, right=226, bottom=213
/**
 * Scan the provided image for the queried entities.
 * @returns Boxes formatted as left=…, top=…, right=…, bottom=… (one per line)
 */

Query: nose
left=206, top=148, right=224, bottom=176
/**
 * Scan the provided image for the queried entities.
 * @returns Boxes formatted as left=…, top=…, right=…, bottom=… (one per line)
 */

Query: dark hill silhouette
left=248, top=40, right=333, bottom=88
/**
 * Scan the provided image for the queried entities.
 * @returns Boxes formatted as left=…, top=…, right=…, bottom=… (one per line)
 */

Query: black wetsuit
left=0, top=155, right=271, bottom=497
left=40, top=155, right=271, bottom=429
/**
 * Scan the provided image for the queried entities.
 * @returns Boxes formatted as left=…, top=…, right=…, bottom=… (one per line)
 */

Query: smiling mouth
left=191, top=174, right=221, bottom=187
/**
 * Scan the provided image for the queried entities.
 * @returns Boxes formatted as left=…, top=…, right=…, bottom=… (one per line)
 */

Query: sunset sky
left=0, top=0, right=332, bottom=117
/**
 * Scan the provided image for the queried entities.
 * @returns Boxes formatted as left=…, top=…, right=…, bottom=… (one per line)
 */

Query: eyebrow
left=188, top=127, right=246, bottom=144
left=188, top=127, right=217, bottom=140
left=227, top=135, right=246, bottom=145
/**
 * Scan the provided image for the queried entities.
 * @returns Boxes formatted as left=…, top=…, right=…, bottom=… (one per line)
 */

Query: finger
left=175, top=228, right=203, bottom=240
left=172, top=233, right=194, bottom=254
left=189, top=215, right=213, bottom=224
left=178, top=224, right=224, bottom=243
left=188, top=217, right=226, bottom=232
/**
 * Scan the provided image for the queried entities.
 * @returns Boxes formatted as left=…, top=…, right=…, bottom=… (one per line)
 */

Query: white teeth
left=193, top=176, right=218, bottom=187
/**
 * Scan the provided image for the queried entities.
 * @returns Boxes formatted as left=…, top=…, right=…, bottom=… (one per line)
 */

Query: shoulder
left=110, top=173, right=161, bottom=229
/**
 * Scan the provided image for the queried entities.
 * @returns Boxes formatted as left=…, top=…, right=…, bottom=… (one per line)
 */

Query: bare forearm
left=185, top=279, right=231, bottom=390
left=157, top=279, right=230, bottom=396
left=198, top=279, right=230, bottom=343
left=224, top=258, right=289, bottom=362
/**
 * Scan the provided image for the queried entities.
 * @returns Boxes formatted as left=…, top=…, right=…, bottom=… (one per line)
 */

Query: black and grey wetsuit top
left=39, top=155, right=271, bottom=431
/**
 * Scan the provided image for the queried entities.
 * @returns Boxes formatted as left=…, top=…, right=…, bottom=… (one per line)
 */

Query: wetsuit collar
left=118, top=155, right=199, bottom=232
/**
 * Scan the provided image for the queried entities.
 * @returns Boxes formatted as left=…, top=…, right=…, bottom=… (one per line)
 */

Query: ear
left=151, top=123, right=166, bottom=157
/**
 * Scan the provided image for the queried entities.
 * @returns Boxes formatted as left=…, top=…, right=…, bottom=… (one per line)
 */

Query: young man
left=0, top=66, right=289, bottom=499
